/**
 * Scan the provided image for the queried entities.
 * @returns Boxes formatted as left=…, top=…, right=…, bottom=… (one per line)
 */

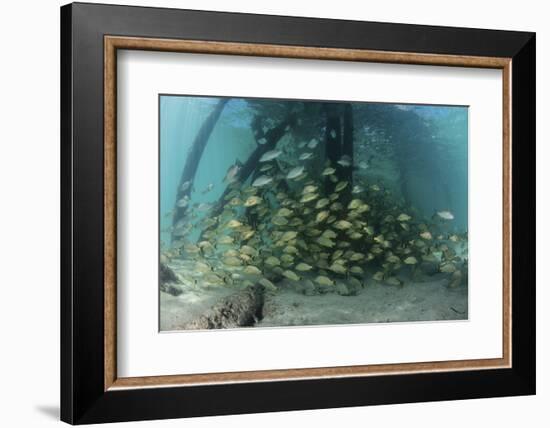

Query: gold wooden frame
left=104, top=36, right=512, bottom=391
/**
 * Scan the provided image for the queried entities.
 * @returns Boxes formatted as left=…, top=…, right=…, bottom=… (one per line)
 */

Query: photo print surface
left=159, top=95, right=468, bottom=331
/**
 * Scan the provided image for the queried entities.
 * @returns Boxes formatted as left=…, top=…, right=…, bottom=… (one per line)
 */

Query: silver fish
left=437, top=210, right=455, bottom=220
left=224, top=164, right=241, bottom=183
left=176, top=196, right=189, bottom=207
left=307, top=139, right=319, bottom=149
left=180, top=180, right=192, bottom=192
left=252, top=175, right=273, bottom=187
left=286, top=165, right=305, bottom=179
left=259, top=150, right=282, bottom=162
left=351, top=185, right=364, bottom=194
left=299, top=152, right=313, bottom=160
left=197, top=202, right=212, bottom=211
left=202, top=183, right=214, bottom=193
left=337, top=155, right=352, bottom=167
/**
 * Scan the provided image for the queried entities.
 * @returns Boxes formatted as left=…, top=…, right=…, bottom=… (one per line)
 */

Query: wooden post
left=171, top=98, right=229, bottom=241
left=205, top=113, right=296, bottom=222
left=341, top=103, right=354, bottom=201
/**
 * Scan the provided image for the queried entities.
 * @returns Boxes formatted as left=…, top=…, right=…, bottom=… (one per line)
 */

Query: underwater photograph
left=159, top=95, right=468, bottom=331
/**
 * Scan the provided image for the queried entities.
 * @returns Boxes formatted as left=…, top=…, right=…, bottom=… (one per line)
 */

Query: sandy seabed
left=160, top=268, right=468, bottom=331
left=259, top=278, right=467, bottom=328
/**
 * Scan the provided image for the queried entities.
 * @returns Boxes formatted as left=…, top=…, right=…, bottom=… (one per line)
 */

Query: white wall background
left=0, top=0, right=545, bottom=426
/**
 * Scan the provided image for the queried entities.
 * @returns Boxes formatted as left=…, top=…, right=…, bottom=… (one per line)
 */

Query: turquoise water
left=160, top=96, right=467, bottom=246
left=160, top=97, right=258, bottom=244
left=159, top=95, right=468, bottom=309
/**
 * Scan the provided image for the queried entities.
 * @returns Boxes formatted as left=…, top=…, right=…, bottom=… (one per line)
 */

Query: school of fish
left=162, top=137, right=467, bottom=293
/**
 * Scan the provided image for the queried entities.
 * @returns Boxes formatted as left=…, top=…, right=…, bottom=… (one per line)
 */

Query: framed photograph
left=61, top=2, right=535, bottom=424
